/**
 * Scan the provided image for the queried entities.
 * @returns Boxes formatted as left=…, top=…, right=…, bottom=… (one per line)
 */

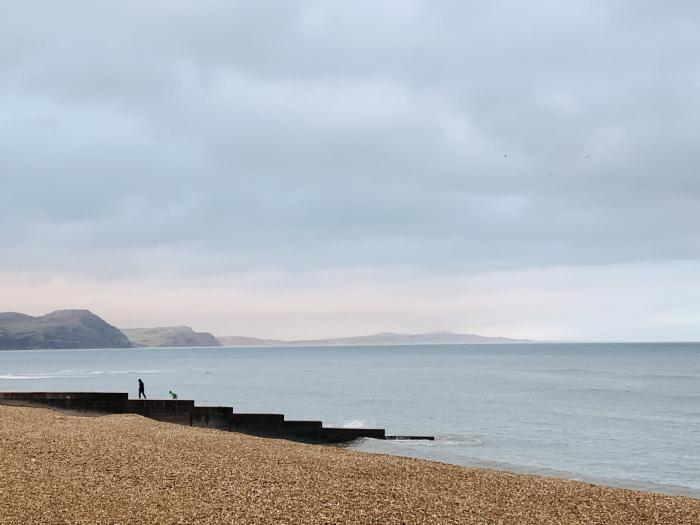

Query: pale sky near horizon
left=2, top=1, right=700, bottom=340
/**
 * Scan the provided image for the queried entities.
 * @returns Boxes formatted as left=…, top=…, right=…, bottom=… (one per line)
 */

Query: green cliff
left=0, top=310, right=132, bottom=350
left=121, top=326, right=220, bottom=347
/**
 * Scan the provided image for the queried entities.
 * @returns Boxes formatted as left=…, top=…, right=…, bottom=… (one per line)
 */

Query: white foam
left=90, top=370, right=163, bottom=375
left=0, top=374, right=53, bottom=380
left=342, top=420, right=365, bottom=428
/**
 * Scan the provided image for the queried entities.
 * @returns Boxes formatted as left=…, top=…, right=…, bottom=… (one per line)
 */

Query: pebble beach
left=0, top=405, right=698, bottom=525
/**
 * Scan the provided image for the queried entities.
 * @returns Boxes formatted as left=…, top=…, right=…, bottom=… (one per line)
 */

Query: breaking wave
left=342, top=420, right=366, bottom=428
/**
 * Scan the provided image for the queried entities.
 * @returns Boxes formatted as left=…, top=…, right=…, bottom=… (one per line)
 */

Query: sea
left=1, top=343, right=698, bottom=497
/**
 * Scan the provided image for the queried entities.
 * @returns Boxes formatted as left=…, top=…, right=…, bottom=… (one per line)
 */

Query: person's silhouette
left=138, top=378, right=147, bottom=399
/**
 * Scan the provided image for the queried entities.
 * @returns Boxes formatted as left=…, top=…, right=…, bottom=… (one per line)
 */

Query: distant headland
left=121, top=326, right=220, bottom=348
left=217, top=332, right=532, bottom=346
left=0, top=309, right=530, bottom=350
left=0, top=310, right=131, bottom=350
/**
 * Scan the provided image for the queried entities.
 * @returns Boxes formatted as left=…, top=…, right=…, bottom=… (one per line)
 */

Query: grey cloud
left=1, top=0, right=699, bottom=278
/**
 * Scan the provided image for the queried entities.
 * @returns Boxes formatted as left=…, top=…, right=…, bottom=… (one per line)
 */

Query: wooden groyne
left=0, top=392, right=431, bottom=444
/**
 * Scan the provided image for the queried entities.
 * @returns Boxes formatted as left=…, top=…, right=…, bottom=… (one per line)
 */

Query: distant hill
left=217, top=335, right=286, bottom=346
left=0, top=310, right=132, bottom=350
left=0, top=310, right=529, bottom=350
left=216, top=331, right=531, bottom=347
left=122, top=326, right=220, bottom=348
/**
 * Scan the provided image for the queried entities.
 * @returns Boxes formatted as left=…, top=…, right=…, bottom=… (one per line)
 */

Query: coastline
left=2, top=343, right=699, bottom=499
left=354, top=439, right=700, bottom=499
left=1, top=405, right=698, bottom=524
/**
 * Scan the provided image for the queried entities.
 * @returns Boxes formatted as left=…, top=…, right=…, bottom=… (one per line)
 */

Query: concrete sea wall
left=0, top=392, right=388, bottom=444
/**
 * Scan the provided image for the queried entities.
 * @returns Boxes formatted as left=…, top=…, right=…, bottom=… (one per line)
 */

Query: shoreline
left=1, top=405, right=698, bottom=524
left=353, top=440, right=700, bottom=499
left=3, top=396, right=696, bottom=499
left=3, top=399, right=695, bottom=499
left=2, top=344, right=698, bottom=501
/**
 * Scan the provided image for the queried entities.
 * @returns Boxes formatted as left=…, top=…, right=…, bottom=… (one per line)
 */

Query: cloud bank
left=2, top=1, right=699, bottom=339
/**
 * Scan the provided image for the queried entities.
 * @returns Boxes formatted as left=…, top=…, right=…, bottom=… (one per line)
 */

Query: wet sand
left=0, top=404, right=698, bottom=524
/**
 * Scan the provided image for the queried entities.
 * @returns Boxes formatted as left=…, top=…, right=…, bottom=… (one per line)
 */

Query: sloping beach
left=0, top=405, right=698, bottom=525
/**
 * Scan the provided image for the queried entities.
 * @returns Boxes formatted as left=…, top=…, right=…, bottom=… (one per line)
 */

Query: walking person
left=138, top=378, right=147, bottom=399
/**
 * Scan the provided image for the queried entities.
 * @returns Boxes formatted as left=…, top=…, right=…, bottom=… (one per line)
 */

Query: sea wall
left=191, top=406, right=233, bottom=431
left=322, top=427, right=386, bottom=442
left=127, top=399, right=194, bottom=425
left=0, top=392, right=129, bottom=413
left=0, top=391, right=389, bottom=444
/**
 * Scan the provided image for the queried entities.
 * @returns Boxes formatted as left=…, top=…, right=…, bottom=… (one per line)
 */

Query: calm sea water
left=1, top=343, right=698, bottom=497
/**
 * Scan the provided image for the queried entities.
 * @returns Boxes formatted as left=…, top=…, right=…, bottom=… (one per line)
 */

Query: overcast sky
left=1, top=1, right=699, bottom=340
